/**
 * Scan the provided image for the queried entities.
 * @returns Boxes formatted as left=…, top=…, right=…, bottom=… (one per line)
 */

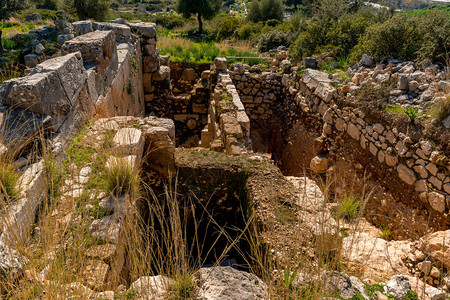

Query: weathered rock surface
left=129, top=275, right=173, bottom=300
left=197, top=266, right=268, bottom=300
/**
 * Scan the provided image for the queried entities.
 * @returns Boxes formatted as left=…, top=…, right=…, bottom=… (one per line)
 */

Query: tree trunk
left=0, top=29, right=3, bottom=55
left=197, top=13, right=203, bottom=34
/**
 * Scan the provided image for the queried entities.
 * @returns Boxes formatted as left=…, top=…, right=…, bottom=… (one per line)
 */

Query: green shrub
left=247, top=0, right=284, bottom=23
left=326, top=15, right=372, bottom=59
left=214, top=15, right=240, bottom=41
left=257, top=30, right=291, bottom=52
left=417, top=10, right=450, bottom=64
left=350, top=14, right=422, bottom=63
left=62, top=0, right=111, bottom=21
left=153, top=14, right=185, bottom=29
left=234, top=22, right=262, bottom=40
left=35, top=0, right=59, bottom=10
left=289, top=20, right=326, bottom=60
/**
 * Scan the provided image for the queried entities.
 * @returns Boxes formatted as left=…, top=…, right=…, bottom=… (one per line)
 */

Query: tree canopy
left=63, top=0, right=111, bottom=21
left=177, top=0, right=221, bottom=34
left=247, top=0, right=284, bottom=22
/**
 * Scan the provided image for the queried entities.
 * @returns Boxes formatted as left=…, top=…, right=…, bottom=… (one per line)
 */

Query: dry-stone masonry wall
left=228, top=60, right=449, bottom=219
left=199, top=58, right=251, bottom=155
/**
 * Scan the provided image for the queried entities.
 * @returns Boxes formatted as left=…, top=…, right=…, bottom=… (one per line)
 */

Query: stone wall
left=228, top=63, right=449, bottom=219
left=200, top=58, right=251, bottom=155
left=0, top=22, right=155, bottom=280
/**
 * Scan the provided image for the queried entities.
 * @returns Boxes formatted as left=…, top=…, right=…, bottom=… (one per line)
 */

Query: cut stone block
left=130, top=22, right=156, bottom=38
left=112, top=128, right=144, bottom=157
left=30, top=52, right=87, bottom=105
left=61, top=30, right=117, bottom=76
left=93, top=22, right=131, bottom=43
left=72, top=20, right=93, bottom=35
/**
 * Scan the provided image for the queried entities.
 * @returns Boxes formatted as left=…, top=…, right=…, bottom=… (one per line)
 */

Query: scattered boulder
left=214, top=57, right=227, bottom=72
left=72, top=20, right=93, bottom=35
left=360, top=54, right=374, bottom=67
left=129, top=275, right=173, bottom=299
left=419, top=230, right=450, bottom=269
left=24, top=53, right=38, bottom=68
left=197, top=266, right=268, bottom=300
left=310, top=155, right=328, bottom=174
left=321, top=271, right=367, bottom=299
left=25, top=13, right=42, bottom=22
left=304, top=56, right=317, bottom=68
left=385, top=275, right=411, bottom=299
left=57, top=34, right=74, bottom=44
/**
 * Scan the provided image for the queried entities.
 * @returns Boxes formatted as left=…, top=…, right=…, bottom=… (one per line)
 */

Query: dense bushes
left=214, top=15, right=240, bottom=40
left=349, top=14, right=421, bottom=63
left=247, top=0, right=284, bottom=22
left=258, top=29, right=292, bottom=52
left=417, top=11, right=450, bottom=64
left=63, top=0, right=111, bottom=21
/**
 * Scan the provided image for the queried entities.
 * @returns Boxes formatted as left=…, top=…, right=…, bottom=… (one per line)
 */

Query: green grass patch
left=157, top=37, right=261, bottom=65
left=334, top=194, right=361, bottom=221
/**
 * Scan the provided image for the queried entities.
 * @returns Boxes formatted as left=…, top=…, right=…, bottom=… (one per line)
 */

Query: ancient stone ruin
left=0, top=19, right=449, bottom=299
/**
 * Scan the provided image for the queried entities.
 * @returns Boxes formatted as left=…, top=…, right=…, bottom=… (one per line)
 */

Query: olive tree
left=177, top=0, right=221, bottom=34
left=63, top=0, right=111, bottom=21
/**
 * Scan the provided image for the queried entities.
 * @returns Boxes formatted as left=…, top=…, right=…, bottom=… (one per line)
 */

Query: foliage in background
left=177, top=0, right=221, bottom=34
left=350, top=14, right=421, bottom=63
left=0, top=0, right=29, bottom=21
left=247, top=0, right=284, bottom=23
left=62, top=0, right=111, bottom=21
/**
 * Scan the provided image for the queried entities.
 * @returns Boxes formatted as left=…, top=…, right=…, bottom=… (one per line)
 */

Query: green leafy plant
left=365, top=283, right=385, bottom=297
left=404, top=106, right=419, bottom=123
left=404, top=290, right=418, bottom=300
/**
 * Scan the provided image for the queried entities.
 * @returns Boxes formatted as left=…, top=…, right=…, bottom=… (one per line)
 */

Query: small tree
left=63, top=0, right=111, bottom=21
left=177, top=0, right=221, bottom=34
left=247, top=0, right=284, bottom=23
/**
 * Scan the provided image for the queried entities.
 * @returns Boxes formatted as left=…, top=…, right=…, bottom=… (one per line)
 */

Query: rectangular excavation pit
left=136, top=164, right=254, bottom=274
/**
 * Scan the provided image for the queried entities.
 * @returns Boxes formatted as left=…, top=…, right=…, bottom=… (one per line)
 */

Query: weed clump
left=0, top=163, right=19, bottom=201
left=335, top=194, right=361, bottom=220
left=102, top=159, right=140, bottom=197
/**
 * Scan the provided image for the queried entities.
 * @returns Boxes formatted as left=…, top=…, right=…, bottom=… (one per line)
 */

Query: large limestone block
left=62, top=30, right=117, bottom=77
left=0, top=68, right=73, bottom=131
left=130, top=22, right=156, bottom=38
left=93, top=22, right=131, bottom=43
left=72, top=20, right=93, bottom=35
left=30, top=52, right=87, bottom=105
left=112, top=127, right=144, bottom=157
left=0, top=106, right=51, bottom=149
